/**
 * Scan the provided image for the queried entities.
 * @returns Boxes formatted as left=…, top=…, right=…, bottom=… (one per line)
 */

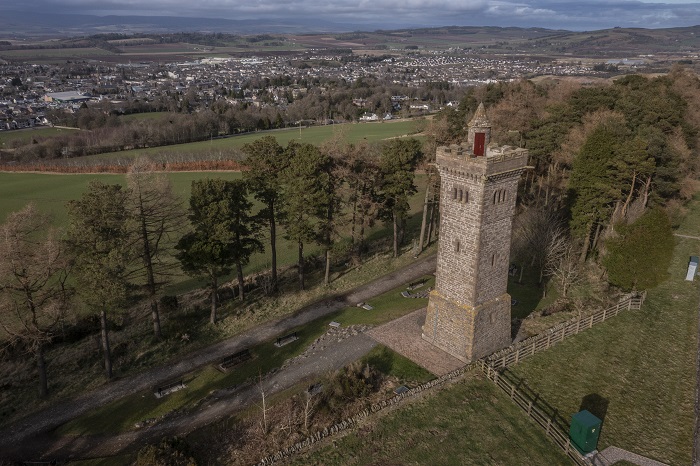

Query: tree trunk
left=210, top=275, right=218, bottom=324
left=642, top=175, right=652, bottom=208
left=324, top=248, right=331, bottom=286
left=37, top=343, right=48, bottom=397
left=418, top=170, right=432, bottom=253
left=137, top=194, right=161, bottom=339
left=269, top=201, right=278, bottom=292
left=236, top=260, right=245, bottom=301
left=392, top=212, right=399, bottom=258
left=519, top=264, right=524, bottom=284
left=298, top=240, right=305, bottom=291
left=610, top=200, right=621, bottom=230
left=591, top=223, right=602, bottom=252
left=150, top=299, right=161, bottom=339
left=358, top=213, right=366, bottom=264
left=100, top=309, right=112, bottom=379
left=579, top=222, right=593, bottom=263
left=621, top=171, right=637, bottom=219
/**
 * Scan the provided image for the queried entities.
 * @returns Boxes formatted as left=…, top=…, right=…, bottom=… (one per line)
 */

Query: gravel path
left=7, top=333, right=378, bottom=460
left=591, top=446, right=670, bottom=466
left=0, top=254, right=436, bottom=461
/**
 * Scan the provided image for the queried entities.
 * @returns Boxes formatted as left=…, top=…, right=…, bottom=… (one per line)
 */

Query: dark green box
left=569, top=410, right=601, bottom=454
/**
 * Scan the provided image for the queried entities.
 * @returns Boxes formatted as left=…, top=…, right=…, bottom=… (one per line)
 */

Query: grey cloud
left=8, top=0, right=700, bottom=30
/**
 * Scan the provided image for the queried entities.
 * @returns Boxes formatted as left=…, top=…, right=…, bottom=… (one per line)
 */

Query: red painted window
left=474, top=132, right=486, bottom=156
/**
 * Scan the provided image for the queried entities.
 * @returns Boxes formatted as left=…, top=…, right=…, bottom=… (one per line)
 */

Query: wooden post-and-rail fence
left=480, top=292, right=646, bottom=465
left=486, top=292, right=646, bottom=370
left=479, top=361, right=588, bottom=466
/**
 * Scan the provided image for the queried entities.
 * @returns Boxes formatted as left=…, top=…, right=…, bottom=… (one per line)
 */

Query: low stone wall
left=257, top=292, right=647, bottom=465
left=257, top=363, right=478, bottom=465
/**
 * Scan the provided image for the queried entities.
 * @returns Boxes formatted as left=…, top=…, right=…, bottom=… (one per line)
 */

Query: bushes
left=136, top=437, right=197, bottom=466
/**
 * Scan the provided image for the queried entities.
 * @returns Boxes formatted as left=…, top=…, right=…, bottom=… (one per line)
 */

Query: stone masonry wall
left=424, top=143, right=526, bottom=363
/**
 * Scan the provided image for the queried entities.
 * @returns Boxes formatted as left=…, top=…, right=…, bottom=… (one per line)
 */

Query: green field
left=0, top=127, right=79, bottom=147
left=64, top=119, right=422, bottom=163
left=0, top=47, right=114, bottom=61
left=294, top=375, right=571, bottom=466
left=510, top=198, right=700, bottom=465
left=0, top=171, right=242, bottom=225
left=0, top=171, right=428, bottom=283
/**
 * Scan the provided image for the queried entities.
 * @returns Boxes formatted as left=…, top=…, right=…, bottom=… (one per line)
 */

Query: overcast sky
left=16, top=0, right=700, bottom=31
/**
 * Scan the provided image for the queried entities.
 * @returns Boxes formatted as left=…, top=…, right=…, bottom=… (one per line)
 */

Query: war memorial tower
left=422, top=104, right=529, bottom=363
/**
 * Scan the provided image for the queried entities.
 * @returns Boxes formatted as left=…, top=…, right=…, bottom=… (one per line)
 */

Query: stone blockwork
left=422, top=103, right=528, bottom=363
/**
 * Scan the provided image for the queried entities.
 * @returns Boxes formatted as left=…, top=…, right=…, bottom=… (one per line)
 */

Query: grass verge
left=509, top=198, right=700, bottom=465
left=291, top=373, right=571, bottom=466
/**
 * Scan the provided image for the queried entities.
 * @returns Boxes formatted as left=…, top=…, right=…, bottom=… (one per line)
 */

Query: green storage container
left=569, top=410, right=601, bottom=454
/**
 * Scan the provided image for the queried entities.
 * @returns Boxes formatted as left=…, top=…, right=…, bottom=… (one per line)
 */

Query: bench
left=217, top=348, right=252, bottom=372
left=274, top=332, right=298, bottom=347
left=401, top=287, right=432, bottom=299
left=406, top=279, right=427, bottom=291
left=153, top=379, right=186, bottom=398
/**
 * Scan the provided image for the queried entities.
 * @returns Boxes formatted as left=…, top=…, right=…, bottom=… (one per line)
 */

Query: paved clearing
left=369, top=308, right=464, bottom=376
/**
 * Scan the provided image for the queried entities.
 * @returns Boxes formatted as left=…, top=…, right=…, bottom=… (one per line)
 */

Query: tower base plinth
left=422, top=290, right=511, bottom=363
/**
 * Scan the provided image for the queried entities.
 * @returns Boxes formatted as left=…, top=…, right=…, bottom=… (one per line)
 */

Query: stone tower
left=422, top=103, right=529, bottom=363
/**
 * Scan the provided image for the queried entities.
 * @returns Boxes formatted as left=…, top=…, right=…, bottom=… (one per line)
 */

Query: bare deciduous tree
left=544, top=230, right=582, bottom=298
left=0, top=204, right=71, bottom=397
left=127, top=160, right=186, bottom=339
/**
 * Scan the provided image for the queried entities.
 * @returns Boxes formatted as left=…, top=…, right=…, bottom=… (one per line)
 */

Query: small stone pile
left=282, top=324, right=372, bottom=369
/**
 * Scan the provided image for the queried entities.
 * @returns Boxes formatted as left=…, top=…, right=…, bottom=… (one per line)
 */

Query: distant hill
left=1, top=14, right=700, bottom=58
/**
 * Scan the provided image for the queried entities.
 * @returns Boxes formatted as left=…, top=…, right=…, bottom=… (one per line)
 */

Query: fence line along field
left=76, top=118, right=421, bottom=162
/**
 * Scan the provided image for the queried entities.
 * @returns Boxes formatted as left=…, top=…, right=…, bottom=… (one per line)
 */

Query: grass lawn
left=0, top=171, right=243, bottom=225
left=509, top=199, right=700, bottom=465
left=0, top=127, right=78, bottom=147
left=0, top=171, right=428, bottom=296
left=54, top=275, right=435, bottom=436
left=65, top=119, right=421, bottom=162
left=292, top=374, right=571, bottom=466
